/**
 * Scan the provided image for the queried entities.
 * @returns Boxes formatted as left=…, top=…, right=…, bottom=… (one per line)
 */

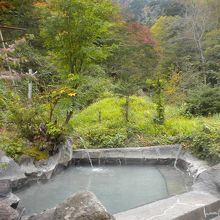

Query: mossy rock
left=24, top=147, right=48, bottom=161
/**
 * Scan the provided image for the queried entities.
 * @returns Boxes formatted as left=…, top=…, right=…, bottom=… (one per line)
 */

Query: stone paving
left=114, top=191, right=220, bottom=220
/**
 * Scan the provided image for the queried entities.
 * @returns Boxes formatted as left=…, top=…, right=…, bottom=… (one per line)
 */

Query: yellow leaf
left=68, top=92, right=77, bottom=97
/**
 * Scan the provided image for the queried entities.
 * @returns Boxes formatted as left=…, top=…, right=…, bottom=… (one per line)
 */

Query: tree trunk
left=98, top=111, right=102, bottom=123
left=49, top=100, right=58, bottom=122
left=0, top=29, right=15, bottom=86
left=70, top=54, right=74, bottom=74
left=185, top=0, right=208, bottom=85
left=64, top=111, right=73, bottom=125
left=125, top=96, right=129, bottom=123
left=28, top=69, right=33, bottom=102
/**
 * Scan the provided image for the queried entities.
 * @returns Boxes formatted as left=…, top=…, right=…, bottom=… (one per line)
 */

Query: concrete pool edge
left=71, top=144, right=209, bottom=177
left=1, top=144, right=220, bottom=219
left=114, top=191, right=220, bottom=220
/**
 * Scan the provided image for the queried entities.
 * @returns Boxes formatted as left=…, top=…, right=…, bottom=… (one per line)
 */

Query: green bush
left=75, top=75, right=114, bottom=109
left=8, top=101, right=47, bottom=141
left=186, top=131, right=220, bottom=163
left=0, top=132, right=49, bottom=160
left=76, top=124, right=127, bottom=148
left=0, top=82, right=11, bottom=128
left=46, top=122, right=65, bottom=141
left=89, top=132, right=127, bottom=148
left=7, top=100, right=66, bottom=155
left=0, top=134, right=26, bottom=160
left=186, top=87, right=220, bottom=116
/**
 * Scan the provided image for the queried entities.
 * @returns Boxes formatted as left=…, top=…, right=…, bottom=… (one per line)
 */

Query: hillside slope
left=71, top=96, right=207, bottom=147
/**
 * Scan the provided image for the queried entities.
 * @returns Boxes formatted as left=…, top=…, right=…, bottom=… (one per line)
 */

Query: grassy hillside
left=71, top=96, right=220, bottom=161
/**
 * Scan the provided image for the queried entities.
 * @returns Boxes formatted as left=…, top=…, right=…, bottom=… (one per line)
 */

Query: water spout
left=86, top=151, right=94, bottom=169
left=174, top=146, right=184, bottom=174
left=118, top=159, right=122, bottom=166
left=98, top=151, right=103, bottom=166
left=79, top=137, right=94, bottom=169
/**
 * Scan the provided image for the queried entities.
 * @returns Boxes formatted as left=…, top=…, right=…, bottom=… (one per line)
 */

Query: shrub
left=186, top=131, right=220, bottom=163
left=6, top=99, right=67, bottom=155
left=0, top=134, right=26, bottom=160
left=8, top=101, right=47, bottom=141
left=44, top=122, right=66, bottom=154
left=186, top=87, right=220, bottom=116
left=95, top=133, right=127, bottom=148
left=0, top=132, right=49, bottom=160
left=0, top=82, right=11, bottom=128
left=75, top=75, right=114, bottom=108
left=76, top=124, right=127, bottom=148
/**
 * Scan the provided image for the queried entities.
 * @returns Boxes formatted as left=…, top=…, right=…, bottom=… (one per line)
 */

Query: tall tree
left=41, top=0, right=119, bottom=75
left=40, top=0, right=119, bottom=124
left=182, top=0, right=212, bottom=84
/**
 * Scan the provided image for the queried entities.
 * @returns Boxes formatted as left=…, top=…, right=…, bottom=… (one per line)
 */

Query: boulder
left=18, top=155, right=35, bottom=166
left=25, top=191, right=115, bottom=220
left=57, top=139, right=73, bottom=167
left=33, top=139, right=73, bottom=179
left=193, top=163, right=220, bottom=197
left=0, top=203, right=19, bottom=220
left=0, top=179, right=11, bottom=195
left=0, top=151, right=26, bottom=182
left=23, top=209, right=55, bottom=220
left=18, top=155, right=40, bottom=177
left=0, top=169, right=20, bottom=209
left=0, top=192, right=20, bottom=209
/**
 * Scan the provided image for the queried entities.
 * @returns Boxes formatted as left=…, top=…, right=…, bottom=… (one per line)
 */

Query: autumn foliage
left=129, top=22, right=155, bottom=45
left=0, top=0, right=12, bottom=10
left=33, top=1, right=48, bottom=8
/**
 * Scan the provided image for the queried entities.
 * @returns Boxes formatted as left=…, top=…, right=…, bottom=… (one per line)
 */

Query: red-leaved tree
left=129, top=22, right=155, bottom=45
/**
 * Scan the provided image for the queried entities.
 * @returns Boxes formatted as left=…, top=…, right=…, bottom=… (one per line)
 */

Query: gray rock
left=0, top=179, right=11, bottom=195
left=0, top=139, right=74, bottom=189
left=33, top=139, right=73, bottom=180
left=24, top=209, right=55, bottom=220
left=0, top=167, right=20, bottom=209
left=0, top=192, right=20, bottom=208
left=18, top=155, right=34, bottom=166
left=57, top=139, right=73, bottom=167
left=193, top=163, right=220, bottom=197
left=0, top=151, right=26, bottom=182
left=18, top=155, right=40, bottom=177
left=180, top=151, right=209, bottom=177
left=0, top=203, right=19, bottom=220
left=25, top=191, right=115, bottom=220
